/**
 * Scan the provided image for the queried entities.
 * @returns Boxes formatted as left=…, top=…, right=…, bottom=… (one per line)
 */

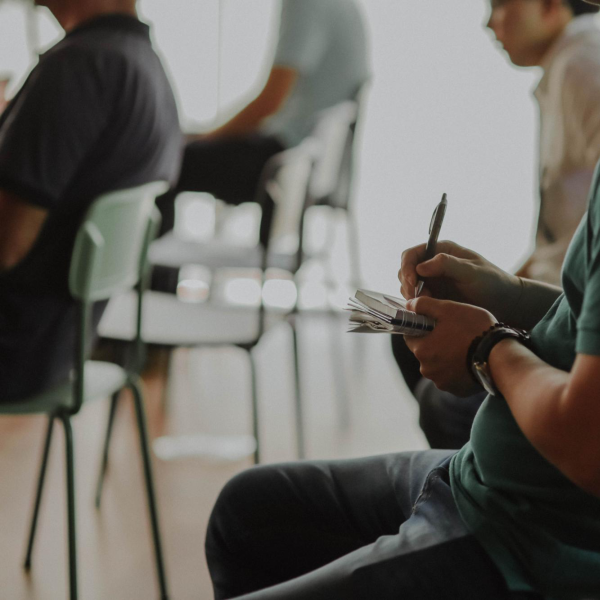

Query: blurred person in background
left=155, top=0, right=370, bottom=237
left=391, top=0, right=600, bottom=450
left=0, top=75, right=9, bottom=114
left=0, top=0, right=181, bottom=402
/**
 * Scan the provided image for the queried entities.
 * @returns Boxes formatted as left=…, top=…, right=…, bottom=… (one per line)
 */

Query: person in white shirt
left=155, top=0, right=369, bottom=237
left=391, top=0, right=600, bottom=450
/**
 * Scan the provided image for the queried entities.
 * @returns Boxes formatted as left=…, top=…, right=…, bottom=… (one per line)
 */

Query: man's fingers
left=416, top=253, right=471, bottom=282
left=400, top=243, right=427, bottom=289
left=405, top=295, right=445, bottom=319
left=400, top=283, right=432, bottom=300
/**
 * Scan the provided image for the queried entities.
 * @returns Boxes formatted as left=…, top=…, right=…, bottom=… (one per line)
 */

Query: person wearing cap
left=0, top=0, right=181, bottom=401
left=204, top=1, right=600, bottom=598
left=154, top=0, right=370, bottom=237
left=392, top=0, right=600, bottom=451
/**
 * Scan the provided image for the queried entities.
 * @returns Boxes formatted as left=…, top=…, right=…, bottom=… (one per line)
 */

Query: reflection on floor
left=0, top=314, right=427, bottom=599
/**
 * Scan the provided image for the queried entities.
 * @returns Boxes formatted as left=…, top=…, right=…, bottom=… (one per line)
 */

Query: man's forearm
left=503, top=277, right=562, bottom=330
left=206, top=97, right=274, bottom=140
left=490, top=339, right=600, bottom=497
left=206, top=66, right=297, bottom=141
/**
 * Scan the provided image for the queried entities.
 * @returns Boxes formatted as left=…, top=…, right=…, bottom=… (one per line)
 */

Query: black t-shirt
left=0, top=14, right=182, bottom=401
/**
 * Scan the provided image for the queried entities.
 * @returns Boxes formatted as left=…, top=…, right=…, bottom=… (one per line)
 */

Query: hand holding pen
left=415, top=193, right=447, bottom=297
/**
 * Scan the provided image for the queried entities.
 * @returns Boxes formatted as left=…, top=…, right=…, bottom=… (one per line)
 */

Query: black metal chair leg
left=129, top=377, right=169, bottom=600
left=248, top=349, right=260, bottom=465
left=290, top=317, right=306, bottom=459
left=24, top=415, right=55, bottom=570
left=60, top=414, right=78, bottom=600
left=95, top=390, right=121, bottom=508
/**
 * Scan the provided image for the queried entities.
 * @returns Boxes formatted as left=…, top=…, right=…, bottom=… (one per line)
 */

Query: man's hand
left=404, top=296, right=497, bottom=397
left=399, top=240, right=522, bottom=323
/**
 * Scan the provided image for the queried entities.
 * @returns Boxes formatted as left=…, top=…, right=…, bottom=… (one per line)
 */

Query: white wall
left=147, top=0, right=540, bottom=294
left=353, top=0, right=539, bottom=294
left=0, top=0, right=540, bottom=295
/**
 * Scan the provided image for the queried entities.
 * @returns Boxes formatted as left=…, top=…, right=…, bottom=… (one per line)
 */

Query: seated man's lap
left=177, top=134, right=285, bottom=204
left=206, top=451, right=519, bottom=599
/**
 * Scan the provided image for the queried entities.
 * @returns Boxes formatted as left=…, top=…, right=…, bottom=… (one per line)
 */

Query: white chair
left=97, top=145, right=316, bottom=465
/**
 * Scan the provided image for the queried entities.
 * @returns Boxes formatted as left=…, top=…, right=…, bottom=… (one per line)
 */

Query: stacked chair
left=0, top=182, right=170, bottom=600
left=97, top=143, right=317, bottom=465
left=289, top=97, right=366, bottom=453
left=98, top=96, right=366, bottom=463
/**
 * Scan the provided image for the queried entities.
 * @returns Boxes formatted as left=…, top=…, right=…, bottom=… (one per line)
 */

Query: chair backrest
left=69, top=182, right=168, bottom=302
left=68, top=181, right=167, bottom=413
left=308, top=100, right=360, bottom=210
left=254, top=141, right=317, bottom=258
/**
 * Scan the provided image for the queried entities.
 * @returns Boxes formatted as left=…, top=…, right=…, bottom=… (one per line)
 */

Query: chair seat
left=98, top=291, right=271, bottom=347
left=149, top=232, right=299, bottom=272
left=0, top=361, right=127, bottom=415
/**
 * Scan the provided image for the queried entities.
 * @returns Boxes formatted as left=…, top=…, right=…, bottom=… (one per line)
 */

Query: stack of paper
left=347, top=289, right=435, bottom=336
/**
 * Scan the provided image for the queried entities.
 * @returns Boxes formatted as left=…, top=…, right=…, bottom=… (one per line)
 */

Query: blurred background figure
left=0, top=0, right=181, bottom=402
left=391, top=0, right=600, bottom=450
left=155, top=0, right=370, bottom=237
left=0, top=74, right=10, bottom=114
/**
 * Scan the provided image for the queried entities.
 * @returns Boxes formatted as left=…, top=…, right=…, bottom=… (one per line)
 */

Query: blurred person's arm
left=194, top=66, right=298, bottom=141
left=0, top=78, right=9, bottom=115
left=518, top=57, right=600, bottom=283
left=524, top=169, right=594, bottom=284
left=0, top=190, right=47, bottom=271
left=399, top=240, right=562, bottom=330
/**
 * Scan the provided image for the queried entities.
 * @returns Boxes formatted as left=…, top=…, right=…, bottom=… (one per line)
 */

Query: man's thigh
left=232, top=456, right=514, bottom=600
left=206, top=450, right=457, bottom=598
left=177, top=134, right=284, bottom=203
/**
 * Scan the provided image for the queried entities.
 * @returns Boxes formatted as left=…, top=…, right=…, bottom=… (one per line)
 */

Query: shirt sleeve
left=561, top=52, right=600, bottom=169
left=576, top=168, right=600, bottom=355
left=0, top=46, right=110, bottom=210
left=272, top=0, right=328, bottom=74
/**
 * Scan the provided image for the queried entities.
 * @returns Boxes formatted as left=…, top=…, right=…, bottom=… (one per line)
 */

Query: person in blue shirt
left=155, top=0, right=369, bottom=237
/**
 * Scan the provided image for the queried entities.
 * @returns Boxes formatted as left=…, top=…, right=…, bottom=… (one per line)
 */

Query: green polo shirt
left=450, top=167, right=600, bottom=598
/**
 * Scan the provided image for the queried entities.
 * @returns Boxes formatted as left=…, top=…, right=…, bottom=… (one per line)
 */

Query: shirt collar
left=535, top=14, right=600, bottom=99
left=65, top=13, right=150, bottom=41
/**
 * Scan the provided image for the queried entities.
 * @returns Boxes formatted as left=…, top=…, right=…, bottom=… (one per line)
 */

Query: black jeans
left=391, top=334, right=485, bottom=449
left=205, top=451, right=542, bottom=599
left=155, top=133, right=285, bottom=238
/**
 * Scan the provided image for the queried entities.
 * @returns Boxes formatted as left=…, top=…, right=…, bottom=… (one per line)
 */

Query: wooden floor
left=0, top=313, right=427, bottom=599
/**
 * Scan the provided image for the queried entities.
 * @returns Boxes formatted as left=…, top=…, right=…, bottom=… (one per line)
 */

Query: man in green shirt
left=205, top=12, right=600, bottom=600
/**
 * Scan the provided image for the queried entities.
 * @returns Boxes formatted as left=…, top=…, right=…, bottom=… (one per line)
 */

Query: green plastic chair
left=0, top=182, right=169, bottom=600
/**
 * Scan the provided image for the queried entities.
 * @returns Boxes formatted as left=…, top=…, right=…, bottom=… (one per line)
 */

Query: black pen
left=415, top=193, right=447, bottom=297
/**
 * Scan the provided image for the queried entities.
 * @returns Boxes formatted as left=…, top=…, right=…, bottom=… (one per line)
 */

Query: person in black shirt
left=0, top=0, right=182, bottom=401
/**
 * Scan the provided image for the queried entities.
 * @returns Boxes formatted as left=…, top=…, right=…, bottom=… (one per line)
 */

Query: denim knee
left=205, top=465, right=282, bottom=556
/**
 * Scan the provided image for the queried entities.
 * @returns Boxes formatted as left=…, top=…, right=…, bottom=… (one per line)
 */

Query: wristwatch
left=468, top=323, right=532, bottom=397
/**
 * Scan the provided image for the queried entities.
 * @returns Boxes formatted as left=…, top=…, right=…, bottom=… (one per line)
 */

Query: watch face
left=473, top=362, right=497, bottom=396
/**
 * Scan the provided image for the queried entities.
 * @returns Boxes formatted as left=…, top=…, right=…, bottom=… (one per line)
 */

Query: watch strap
left=467, top=323, right=532, bottom=393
